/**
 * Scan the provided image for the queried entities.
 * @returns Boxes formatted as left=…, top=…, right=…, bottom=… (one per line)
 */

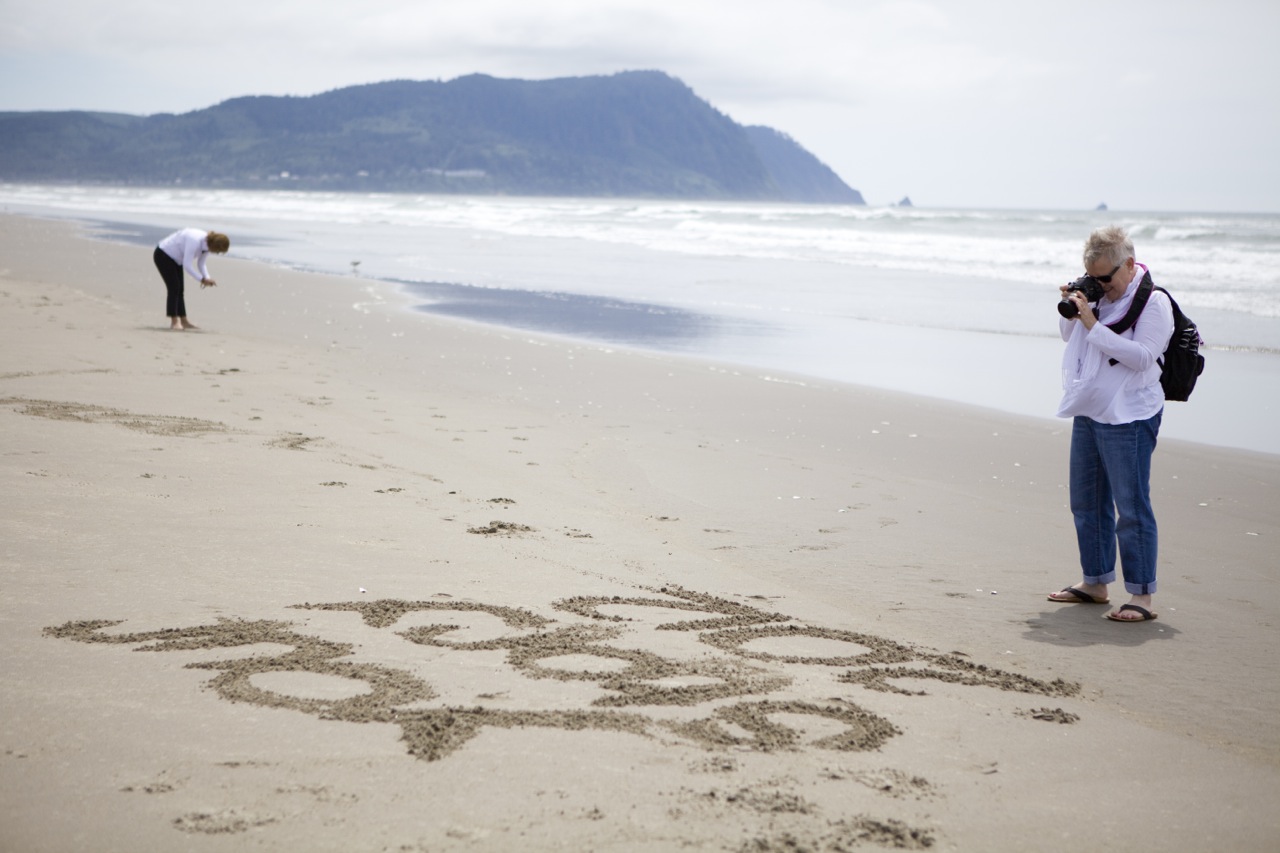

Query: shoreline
left=3, top=212, right=1279, bottom=851
left=46, top=210, right=1280, bottom=457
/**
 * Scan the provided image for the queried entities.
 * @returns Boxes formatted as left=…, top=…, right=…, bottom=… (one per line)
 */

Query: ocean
left=4, top=183, right=1278, bottom=455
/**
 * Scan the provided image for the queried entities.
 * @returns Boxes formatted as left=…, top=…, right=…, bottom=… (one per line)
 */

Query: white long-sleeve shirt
left=158, top=229, right=212, bottom=283
left=1057, top=264, right=1174, bottom=424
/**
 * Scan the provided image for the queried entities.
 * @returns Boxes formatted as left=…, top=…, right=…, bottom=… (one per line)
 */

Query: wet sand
left=2, top=213, right=1278, bottom=851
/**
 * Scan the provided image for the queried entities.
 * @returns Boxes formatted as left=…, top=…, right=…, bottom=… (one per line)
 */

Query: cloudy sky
left=2, top=0, right=1276, bottom=211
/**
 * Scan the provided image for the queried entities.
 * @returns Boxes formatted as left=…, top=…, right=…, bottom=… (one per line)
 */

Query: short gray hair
left=1083, top=226, right=1134, bottom=268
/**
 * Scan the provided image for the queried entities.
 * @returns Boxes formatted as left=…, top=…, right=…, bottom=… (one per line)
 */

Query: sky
left=2, top=0, right=1277, bottom=212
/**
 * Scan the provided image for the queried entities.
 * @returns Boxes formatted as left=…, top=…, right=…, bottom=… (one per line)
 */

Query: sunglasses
left=1090, top=264, right=1122, bottom=284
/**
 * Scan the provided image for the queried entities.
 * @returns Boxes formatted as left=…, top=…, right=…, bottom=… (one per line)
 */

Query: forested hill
left=0, top=71, right=864, bottom=204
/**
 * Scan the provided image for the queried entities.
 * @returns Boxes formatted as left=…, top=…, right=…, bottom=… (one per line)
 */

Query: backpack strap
left=1106, top=271, right=1154, bottom=335
left=1105, top=271, right=1154, bottom=367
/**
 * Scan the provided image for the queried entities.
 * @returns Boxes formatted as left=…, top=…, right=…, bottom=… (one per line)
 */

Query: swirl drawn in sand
left=0, top=396, right=227, bottom=436
left=47, top=586, right=1079, bottom=847
left=46, top=586, right=1076, bottom=762
left=0, top=397, right=323, bottom=451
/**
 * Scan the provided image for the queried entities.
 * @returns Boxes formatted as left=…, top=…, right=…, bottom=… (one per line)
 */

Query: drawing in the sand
left=46, top=585, right=1078, bottom=764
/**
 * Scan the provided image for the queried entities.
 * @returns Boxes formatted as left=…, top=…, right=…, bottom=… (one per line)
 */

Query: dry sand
left=2, top=213, right=1278, bottom=851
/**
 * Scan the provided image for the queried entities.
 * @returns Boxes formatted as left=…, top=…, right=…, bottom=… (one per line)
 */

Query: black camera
left=1057, top=275, right=1106, bottom=319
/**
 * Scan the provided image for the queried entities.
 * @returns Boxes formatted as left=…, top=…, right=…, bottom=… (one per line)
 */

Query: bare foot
left=1047, top=583, right=1110, bottom=604
left=179, top=320, right=199, bottom=330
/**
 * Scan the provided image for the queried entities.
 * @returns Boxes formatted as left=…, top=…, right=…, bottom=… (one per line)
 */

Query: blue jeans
left=1069, top=412, right=1162, bottom=595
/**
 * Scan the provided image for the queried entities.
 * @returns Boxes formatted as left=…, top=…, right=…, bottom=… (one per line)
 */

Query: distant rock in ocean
left=897, top=196, right=914, bottom=207
left=0, top=71, right=864, bottom=205
left=1096, top=202, right=1109, bottom=211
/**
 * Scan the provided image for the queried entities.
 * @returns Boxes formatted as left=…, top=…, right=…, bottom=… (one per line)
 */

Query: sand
left=2, top=212, right=1278, bottom=852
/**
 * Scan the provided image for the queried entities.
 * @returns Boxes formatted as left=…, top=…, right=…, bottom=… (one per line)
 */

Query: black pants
left=153, top=246, right=186, bottom=317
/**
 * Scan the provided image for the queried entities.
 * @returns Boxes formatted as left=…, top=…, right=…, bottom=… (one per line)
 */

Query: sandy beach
left=2, top=213, right=1278, bottom=851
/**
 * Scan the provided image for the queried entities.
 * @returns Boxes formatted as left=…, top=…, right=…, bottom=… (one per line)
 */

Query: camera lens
left=1057, top=297, right=1079, bottom=319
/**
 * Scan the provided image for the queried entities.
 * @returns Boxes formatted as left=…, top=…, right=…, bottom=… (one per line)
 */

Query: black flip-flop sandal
left=1048, top=587, right=1109, bottom=605
left=1106, top=604, right=1157, bottom=622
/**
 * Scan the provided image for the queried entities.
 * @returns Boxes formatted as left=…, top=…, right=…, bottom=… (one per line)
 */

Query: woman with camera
left=1049, top=226, right=1174, bottom=623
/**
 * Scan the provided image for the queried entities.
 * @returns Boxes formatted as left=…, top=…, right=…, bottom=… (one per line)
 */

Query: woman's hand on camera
left=1070, top=291, right=1096, bottom=327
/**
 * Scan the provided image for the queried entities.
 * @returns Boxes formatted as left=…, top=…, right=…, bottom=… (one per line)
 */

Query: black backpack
left=1105, top=271, right=1205, bottom=401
